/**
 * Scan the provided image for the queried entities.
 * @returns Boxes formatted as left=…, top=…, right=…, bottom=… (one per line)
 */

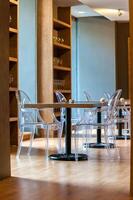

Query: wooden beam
left=129, top=0, right=133, bottom=195
left=0, top=0, right=10, bottom=179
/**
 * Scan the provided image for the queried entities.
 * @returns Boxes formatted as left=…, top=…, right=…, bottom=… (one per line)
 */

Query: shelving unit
left=53, top=0, right=72, bottom=111
left=9, top=0, right=19, bottom=145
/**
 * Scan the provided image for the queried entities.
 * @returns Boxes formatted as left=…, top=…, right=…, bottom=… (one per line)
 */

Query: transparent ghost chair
left=74, top=89, right=122, bottom=160
left=55, top=91, right=82, bottom=154
left=84, top=91, right=92, bottom=101
left=104, top=92, right=111, bottom=101
left=116, top=101, right=131, bottom=139
left=16, top=90, right=63, bottom=158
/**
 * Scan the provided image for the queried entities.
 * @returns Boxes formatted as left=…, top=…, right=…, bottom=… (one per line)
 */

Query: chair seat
left=20, top=122, right=48, bottom=129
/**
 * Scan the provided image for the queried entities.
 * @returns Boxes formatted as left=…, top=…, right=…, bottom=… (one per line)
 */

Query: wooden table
left=24, top=101, right=105, bottom=161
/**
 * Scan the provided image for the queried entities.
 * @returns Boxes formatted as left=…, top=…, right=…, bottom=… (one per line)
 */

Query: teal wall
left=72, top=17, right=116, bottom=101
left=19, top=0, right=37, bottom=102
left=72, top=19, right=78, bottom=100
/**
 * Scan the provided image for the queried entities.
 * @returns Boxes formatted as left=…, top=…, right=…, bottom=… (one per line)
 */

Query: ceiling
left=71, top=0, right=129, bottom=21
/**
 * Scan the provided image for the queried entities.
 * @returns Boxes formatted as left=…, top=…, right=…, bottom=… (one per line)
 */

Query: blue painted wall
left=19, top=0, right=37, bottom=102
left=72, top=19, right=78, bottom=100
left=72, top=17, right=116, bottom=101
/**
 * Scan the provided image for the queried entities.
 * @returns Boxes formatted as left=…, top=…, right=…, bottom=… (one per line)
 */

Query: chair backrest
left=16, top=90, right=43, bottom=126
left=16, top=90, right=31, bottom=107
left=55, top=91, right=67, bottom=102
left=106, top=89, right=122, bottom=122
left=84, top=91, right=91, bottom=101
left=104, top=92, right=111, bottom=101
left=55, top=91, right=67, bottom=121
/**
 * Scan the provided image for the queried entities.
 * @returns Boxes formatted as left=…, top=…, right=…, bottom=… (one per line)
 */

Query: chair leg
left=104, top=126, right=111, bottom=157
left=57, top=128, right=63, bottom=153
left=27, top=127, right=35, bottom=156
left=85, top=126, right=90, bottom=156
left=16, top=130, right=24, bottom=158
left=74, top=126, right=80, bottom=161
left=111, top=125, right=120, bottom=159
left=45, top=126, right=50, bottom=158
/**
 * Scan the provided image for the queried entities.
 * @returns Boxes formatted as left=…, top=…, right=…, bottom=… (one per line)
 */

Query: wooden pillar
left=37, top=0, right=53, bottom=123
left=0, top=0, right=10, bottom=179
left=129, top=0, right=133, bottom=195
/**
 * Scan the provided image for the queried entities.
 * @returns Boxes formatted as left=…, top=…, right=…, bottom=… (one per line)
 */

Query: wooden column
left=37, top=0, right=53, bottom=123
left=0, top=0, right=10, bottom=179
left=129, top=0, right=133, bottom=195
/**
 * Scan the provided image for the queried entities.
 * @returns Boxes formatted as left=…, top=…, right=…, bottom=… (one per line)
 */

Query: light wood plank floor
left=0, top=138, right=132, bottom=200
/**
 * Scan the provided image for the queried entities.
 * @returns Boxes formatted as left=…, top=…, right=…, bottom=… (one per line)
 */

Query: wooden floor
left=0, top=138, right=132, bottom=200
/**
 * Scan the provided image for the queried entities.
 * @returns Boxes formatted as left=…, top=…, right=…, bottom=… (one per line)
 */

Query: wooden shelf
left=9, top=0, right=18, bottom=5
left=9, top=117, right=18, bottom=122
left=9, top=0, right=19, bottom=146
left=9, top=87, right=17, bottom=92
left=9, top=57, right=18, bottom=62
left=54, top=66, right=71, bottom=71
left=9, top=27, right=18, bottom=33
left=53, top=18, right=71, bottom=30
left=54, top=89, right=71, bottom=93
left=54, top=42, right=71, bottom=50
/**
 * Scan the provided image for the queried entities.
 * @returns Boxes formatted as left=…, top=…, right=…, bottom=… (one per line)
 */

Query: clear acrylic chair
left=84, top=91, right=92, bottom=101
left=74, top=89, right=122, bottom=160
left=116, top=103, right=131, bottom=139
left=55, top=91, right=82, bottom=154
left=104, top=92, right=111, bottom=101
left=16, top=90, right=63, bottom=158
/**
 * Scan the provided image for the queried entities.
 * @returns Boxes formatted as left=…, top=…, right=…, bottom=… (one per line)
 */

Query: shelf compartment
left=9, top=92, right=18, bottom=118
left=9, top=33, right=17, bottom=57
left=9, top=61, right=18, bottom=88
left=54, top=42, right=71, bottom=50
left=9, top=1, right=17, bottom=29
left=54, top=18, right=71, bottom=30
left=53, top=4, right=71, bottom=25
left=54, top=65, right=71, bottom=71
left=10, top=121, right=18, bottom=146
left=54, top=70, right=71, bottom=91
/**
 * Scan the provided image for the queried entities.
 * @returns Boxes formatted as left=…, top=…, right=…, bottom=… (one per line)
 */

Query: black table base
left=49, top=153, right=88, bottom=161
left=84, top=142, right=115, bottom=149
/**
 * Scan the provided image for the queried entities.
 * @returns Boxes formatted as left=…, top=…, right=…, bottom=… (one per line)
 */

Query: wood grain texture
left=0, top=0, right=10, bottom=178
left=128, top=37, right=131, bottom=100
left=37, top=0, right=53, bottom=123
left=129, top=0, right=133, bottom=195
left=24, top=101, right=106, bottom=109
left=9, top=0, right=19, bottom=145
left=0, top=139, right=131, bottom=200
left=115, top=22, right=129, bottom=98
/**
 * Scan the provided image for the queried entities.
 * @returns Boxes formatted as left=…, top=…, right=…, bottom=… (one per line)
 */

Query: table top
left=24, top=99, right=130, bottom=110
left=24, top=101, right=105, bottom=109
